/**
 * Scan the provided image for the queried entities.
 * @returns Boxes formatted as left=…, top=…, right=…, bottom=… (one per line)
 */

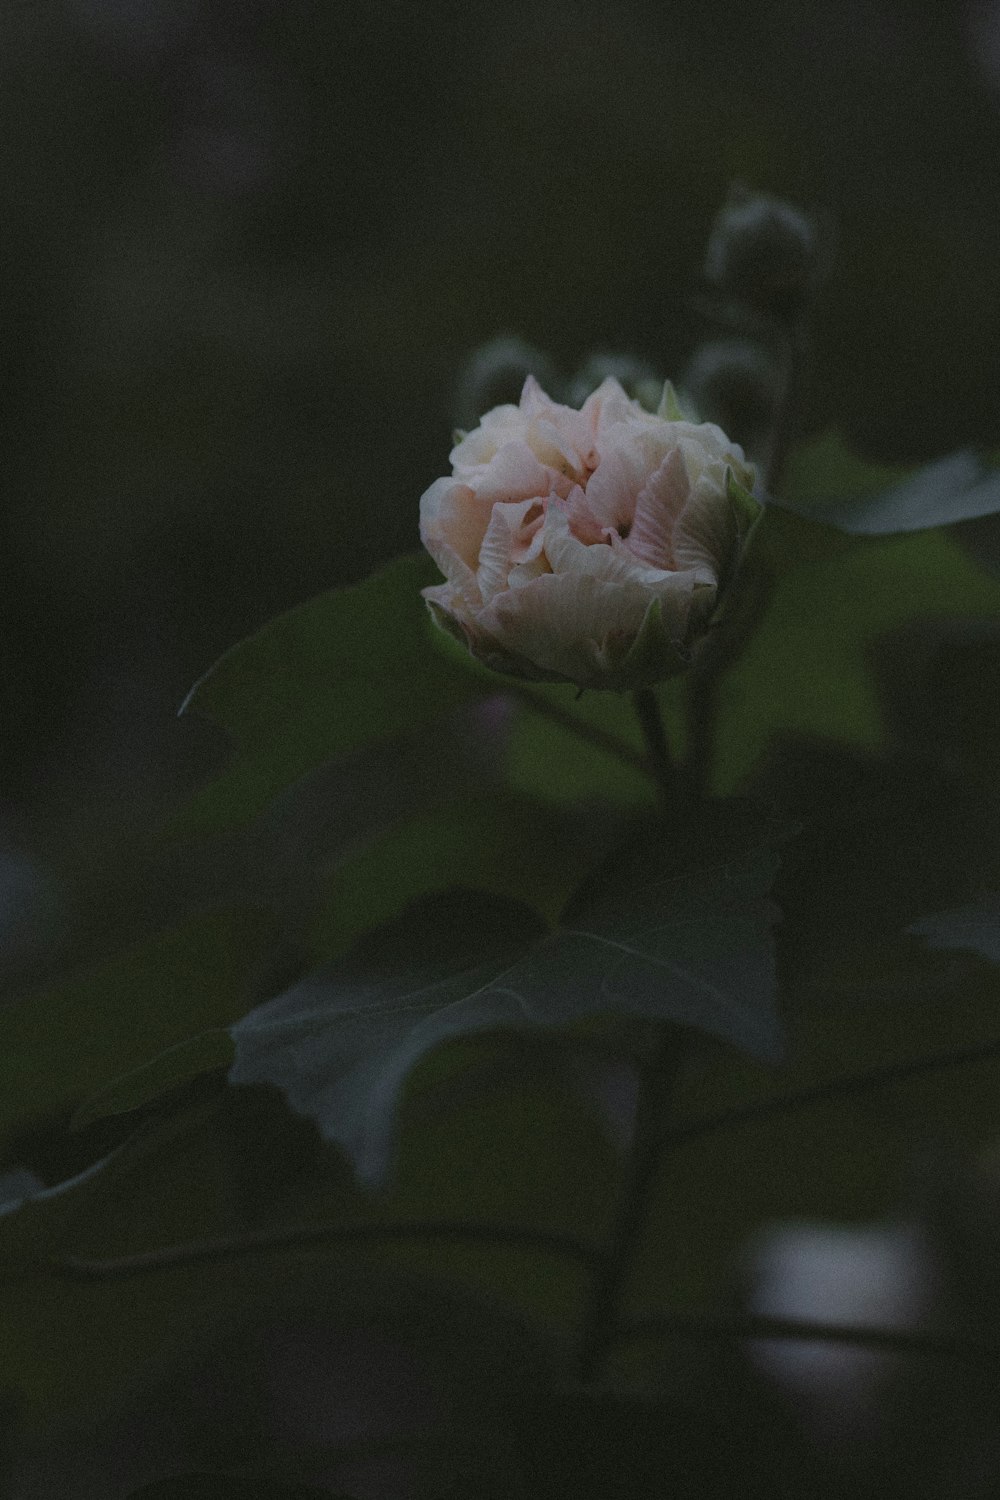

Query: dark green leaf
left=0, top=1067, right=593, bottom=1431
left=0, top=909, right=274, bottom=1158
left=712, top=528, right=1000, bottom=794
left=173, top=553, right=491, bottom=835
left=778, top=429, right=909, bottom=509
left=308, top=793, right=609, bottom=962
left=70, top=1029, right=235, bottom=1131
left=779, top=429, right=1000, bottom=535
left=231, top=817, right=785, bottom=1185
left=805, top=453, right=1000, bottom=535
left=503, top=683, right=659, bottom=810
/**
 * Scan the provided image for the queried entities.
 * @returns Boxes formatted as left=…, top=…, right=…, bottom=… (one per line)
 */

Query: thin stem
left=684, top=307, right=813, bottom=797
left=48, top=1219, right=602, bottom=1282
left=666, top=1032, right=1000, bottom=1152
left=762, top=321, right=806, bottom=498
left=631, top=688, right=679, bottom=813
left=614, top=1309, right=1000, bottom=1365
left=579, top=1033, right=682, bottom=1384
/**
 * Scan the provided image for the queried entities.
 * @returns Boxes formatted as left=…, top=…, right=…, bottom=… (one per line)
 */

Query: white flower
left=419, top=375, right=756, bottom=691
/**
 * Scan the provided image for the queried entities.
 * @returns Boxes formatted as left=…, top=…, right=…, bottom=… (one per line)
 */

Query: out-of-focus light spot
left=744, top=1218, right=935, bottom=1438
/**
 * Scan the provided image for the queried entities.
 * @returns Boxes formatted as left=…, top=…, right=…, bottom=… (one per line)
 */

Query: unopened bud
left=705, top=186, right=820, bottom=321
left=682, top=339, right=784, bottom=461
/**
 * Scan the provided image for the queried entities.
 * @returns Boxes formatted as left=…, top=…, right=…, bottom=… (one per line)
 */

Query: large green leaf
left=308, top=792, right=612, bottom=962
left=70, top=1030, right=236, bottom=1132
left=711, top=525, right=1000, bottom=794
left=502, top=684, right=658, bottom=811
left=779, top=429, right=1000, bottom=534
left=231, top=816, right=785, bottom=1185
left=173, top=553, right=491, bottom=835
left=779, top=429, right=908, bottom=507
left=0, top=909, right=274, bottom=1161
left=0, top=1049, right=608, bottom=1433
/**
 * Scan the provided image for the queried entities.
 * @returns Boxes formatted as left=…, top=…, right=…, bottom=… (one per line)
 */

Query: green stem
left=614, top=1309, right=1000, bottom=1365
left=684, top=306, right=814, bottom=797
left=667, top=1032, right=1000, bottom=1151
left=579, top=1032, right=682, bottom=1384
left=632, top=688, right=679, bottom=813
left=48, top=1220, right=602, bottom=1281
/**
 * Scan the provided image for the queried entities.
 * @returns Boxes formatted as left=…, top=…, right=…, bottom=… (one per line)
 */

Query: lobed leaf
left=173, top=552, right=491, bottom=835
left=779, top=428, right=1000, bottom=534
left=0, top=909, right=274, bottom=1159
left=231, top=816, right=785, bottom=1185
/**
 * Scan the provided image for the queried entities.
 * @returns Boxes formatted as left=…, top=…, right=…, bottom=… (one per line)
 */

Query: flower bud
left=419, top=375, right=757, bottom=692
left=682, top=338, right=784, bottom=461
left=705, top=186, right=820, bottom=321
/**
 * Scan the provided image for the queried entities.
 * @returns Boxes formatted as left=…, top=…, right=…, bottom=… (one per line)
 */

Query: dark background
left=3, top=0, right=1000, bottom=956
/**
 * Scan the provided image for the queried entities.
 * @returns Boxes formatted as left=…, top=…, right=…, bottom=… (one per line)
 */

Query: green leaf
left=712, top=527, right=1000, bottom=794
left=779, top=429, right=1000, bottom=535
left=779, top=429, right=908, bottom=509
left=308, top=793, right=608, bottom=962
left=657, top=380, right=687, bottom=420
left=0, top=1072, right=596, bottom=1432
left=504, top=684, right=659, bottom=810
left=0, top=909, right=274, bottom=1158
left=231, top=815, right=785, bottom=1185
left=173, top=552, right=491, bottom=835
left=70, top=1029, right=235, bottom=1131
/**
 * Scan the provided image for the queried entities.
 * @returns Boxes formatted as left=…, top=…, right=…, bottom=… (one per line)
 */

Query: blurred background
left=3, top=0, right=1000, bottom=967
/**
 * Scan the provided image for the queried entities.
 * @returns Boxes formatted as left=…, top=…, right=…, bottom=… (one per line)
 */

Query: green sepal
left=657, top=380, right=690, bottom=422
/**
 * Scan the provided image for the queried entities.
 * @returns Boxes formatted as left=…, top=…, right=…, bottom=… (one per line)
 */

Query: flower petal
left=419, top=477, right=485, bottom=601
left=478, top=497, right=546, bottom=605
left=626, top=446, right=691, bottom=570
left=450, top=404, right=528, bottom=472
left=673, top=474, right=737, bottom=575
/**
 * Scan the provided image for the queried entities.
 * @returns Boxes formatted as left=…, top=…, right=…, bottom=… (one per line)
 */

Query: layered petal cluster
left=419, top=376, right=755, bottom=691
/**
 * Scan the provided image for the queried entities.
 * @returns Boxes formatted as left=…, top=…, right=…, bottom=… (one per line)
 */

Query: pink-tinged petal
left=507, top=552, right=551, bottom=589
left=580, top=375, right=639, bottom=436
left=673, top=474, right=736, bottom=575
left=477, top=571, right=651, bottom=684
left=542, top=504, right=670, bottom=588
left=527, top=415, right=589, bottom=482
left=519, top=376, right=600, bottom=475
left=422, top=581, right=478, bottom=648
left=419, top=477, right=487, bottom=594
left=582, top=426, right=670, bottom=532
left=626, top=446, right=691, bottom=570
left=475, top=440, right=550, bottom=507
left=450, top=404, right=528, bottom=472
left=563, top=483, right=607, bottom=545
left=477, top=497, right=546, bottom=604
left=518, top=373, right=559, bottom=416
left=674, top=427, right=755, bottom=491
left=577, top=446, right=636, bottom=531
